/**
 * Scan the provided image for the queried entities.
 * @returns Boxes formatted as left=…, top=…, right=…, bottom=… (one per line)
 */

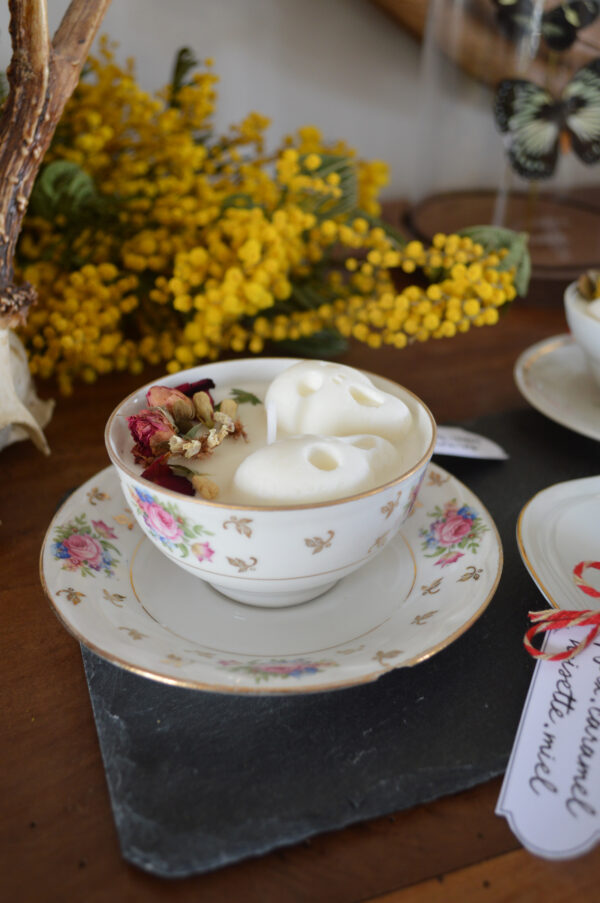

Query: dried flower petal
left=168, top=435, right=204, bottom=458
left=213, top=410, right=235, bottom=430
left=141, top=458, right=195, bottom=495
left=175, top=378, right=215, bottom=401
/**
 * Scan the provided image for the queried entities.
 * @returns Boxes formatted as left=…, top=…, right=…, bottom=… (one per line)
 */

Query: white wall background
left=0, top=0, right=427, bottom=197
left=0, top=0, right=592, bottom=199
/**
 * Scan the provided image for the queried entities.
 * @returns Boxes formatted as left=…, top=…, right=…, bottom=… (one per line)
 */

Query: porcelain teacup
left=105, top=358, right=436, bottom=608
left=564, top=280, right=600, bottom=389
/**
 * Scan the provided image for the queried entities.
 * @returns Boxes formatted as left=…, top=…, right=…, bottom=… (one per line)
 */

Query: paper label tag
left=434, top=426, right=508, bottom=460
left=496, top=628, right=600, bottom=859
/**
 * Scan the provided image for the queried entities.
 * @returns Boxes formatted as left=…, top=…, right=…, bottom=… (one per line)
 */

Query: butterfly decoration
left=493, top=0, right=600, bottom=51
left=494, top=57, right=600, bottom=178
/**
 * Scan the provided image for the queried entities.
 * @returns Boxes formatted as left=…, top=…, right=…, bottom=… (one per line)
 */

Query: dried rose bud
left=193, top=391, right=214, bottom=425
left=219, top=398, right=238, bottom=420
left=191, top=474, right=219, bottom=499
left=146, top=385, right=195, bottom=422
left=170, top=397, right=196, bottom=431
left=128, top=409, right=176, bottom=464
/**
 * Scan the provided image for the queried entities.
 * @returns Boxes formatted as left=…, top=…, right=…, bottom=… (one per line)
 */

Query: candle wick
left=266, top=401, right=277, bottom=445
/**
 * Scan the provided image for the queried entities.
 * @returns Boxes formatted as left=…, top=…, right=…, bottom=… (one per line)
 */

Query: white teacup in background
left=564, top=280, right=600, bottom=389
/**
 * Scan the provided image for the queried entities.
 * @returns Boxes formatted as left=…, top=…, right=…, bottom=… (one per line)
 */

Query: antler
left=0, top=0, right=111, bottom=328
left=0, top=0, right=110, bottom=455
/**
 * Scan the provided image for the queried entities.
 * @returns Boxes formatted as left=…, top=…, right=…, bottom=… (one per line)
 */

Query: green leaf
left=297, top=153, right=358, bottom=221
left=457, top=225, right=531, bottom=296
left=229, top=387, right=262, bottom=406
left=177, top=543, right=189, bottom=558
left=169, top=47, right=198, bottom=107
left=220, top=193, right=260, bottom=213
left=289, top=282, right=329, bottom=311
left=272, top=328, right=348, bottom=358
left=29, top=160, right=112, bottom=225
left=101, top=541, right=120, bottom=555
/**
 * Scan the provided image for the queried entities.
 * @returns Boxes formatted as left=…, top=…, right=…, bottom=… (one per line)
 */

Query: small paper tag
left=496, top=628, right=600, bottom=859
left=434, top=426, right=508, bottom=460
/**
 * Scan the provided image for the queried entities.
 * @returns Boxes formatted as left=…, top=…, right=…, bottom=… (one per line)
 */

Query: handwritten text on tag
left=497, top=628, right=600, bottom=859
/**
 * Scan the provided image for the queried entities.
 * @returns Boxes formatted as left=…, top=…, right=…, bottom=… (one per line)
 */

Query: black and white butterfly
left=493, top=0, right=600, bottom=52
left=494, top=58, right=600, bottom=178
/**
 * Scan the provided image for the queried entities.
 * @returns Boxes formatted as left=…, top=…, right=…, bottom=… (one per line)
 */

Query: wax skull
left=264, top=360, right=412, bottom=444
left=232, top=433, right=401, bottom=505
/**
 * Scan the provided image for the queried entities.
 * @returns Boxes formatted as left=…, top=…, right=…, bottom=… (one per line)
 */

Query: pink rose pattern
left=53, top=514, right=120, bottom=577
left=420, top=498, right=488, bottom=567
left=130, top=486, right=214, bottom=560
left=144, top=504, right=183, bottom=542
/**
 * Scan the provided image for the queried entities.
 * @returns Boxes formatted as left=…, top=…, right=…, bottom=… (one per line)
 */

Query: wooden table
left=3, top=290, right=600, bottom=903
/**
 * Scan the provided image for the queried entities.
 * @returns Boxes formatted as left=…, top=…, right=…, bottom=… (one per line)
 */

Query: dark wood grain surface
left=3, top=289, right=600, bottom=903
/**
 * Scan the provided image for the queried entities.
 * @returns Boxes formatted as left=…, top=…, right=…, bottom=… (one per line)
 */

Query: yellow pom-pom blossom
left=16, top=42, right=521, bottom=390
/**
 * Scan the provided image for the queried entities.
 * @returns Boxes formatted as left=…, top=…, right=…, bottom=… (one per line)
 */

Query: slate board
left=81, top=407, right=599, bottom=878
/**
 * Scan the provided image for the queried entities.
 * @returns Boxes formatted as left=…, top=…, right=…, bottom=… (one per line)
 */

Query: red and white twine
left=524, top=609, right=600, bottom=662
left=572, top=561, right=600, bottom=599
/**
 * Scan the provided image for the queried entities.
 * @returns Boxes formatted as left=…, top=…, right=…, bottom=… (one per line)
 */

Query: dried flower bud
left=193, top=391, right=214, bottom=426
left=577, top=271, right=600, bottom=301
left=168, top=435, right=203, bottom=458
left=127, top=408, right=176, bottom=464
left=191, top=475, right=219, bottom=499
left=170, top=397, right=195, bottom=430
left=219, top=398, right=238, bottom=420
left=147, top=385, right=195, bottom=421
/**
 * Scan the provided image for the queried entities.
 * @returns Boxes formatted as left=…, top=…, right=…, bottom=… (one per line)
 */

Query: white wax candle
left=264, top=360, right=412, bottom=443
left=266, top=400, right=277, bottom=446
left=159, top=362, right=429, bottom=504
left=232, top=433, right=400, bottom=505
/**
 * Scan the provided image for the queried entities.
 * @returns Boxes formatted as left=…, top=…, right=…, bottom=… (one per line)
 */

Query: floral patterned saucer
left=40, top=463, right=502, bottom=694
